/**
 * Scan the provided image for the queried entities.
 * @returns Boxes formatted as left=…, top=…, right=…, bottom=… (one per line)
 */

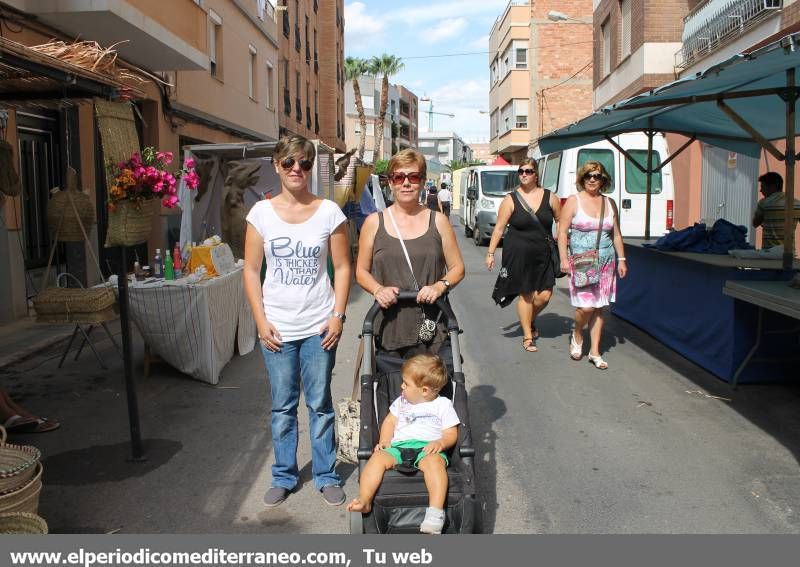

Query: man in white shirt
left=437, top=182, right=452, bottom=218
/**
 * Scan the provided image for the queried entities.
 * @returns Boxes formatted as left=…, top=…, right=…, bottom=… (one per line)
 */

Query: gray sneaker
left=263, top=487, right=290, bottom=507
left=320, top=485, right=346, bottom=506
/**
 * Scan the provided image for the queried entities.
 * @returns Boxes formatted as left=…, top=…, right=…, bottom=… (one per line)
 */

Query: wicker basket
left=0, top=462, right=42, bottom=514
left=105, top=198, right=158, bottom=248
left=47, top=188, right=96, bottom=242
left=33, top=286, right=115, bottom=317
left=0, top=427, right=41, bottom=494
left=0, top=512, right=48, bottom=534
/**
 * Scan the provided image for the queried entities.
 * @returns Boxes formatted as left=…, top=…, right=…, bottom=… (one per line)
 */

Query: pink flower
left=156, top=151, right=174, bottom=165
left=184, top=170, right=199, bottom=189
left=152, top=181, right=164, bottom=194
left=161, top=195, right=179, bottom=208
left=185, top=158, right=196, bottom=169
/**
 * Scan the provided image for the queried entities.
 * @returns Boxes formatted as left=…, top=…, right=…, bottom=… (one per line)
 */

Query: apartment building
left=488, top=0, right=593, bottom=164
left=591, top=0, right=799, bottom=237
left=418, top=132, right=472, bottom=166
left=344, top=77, right=419, bottom=162
left=0, top=0, right=281, bottom=323
left=469, top=143, right=496, bottom=165
left=277, top=0, right=345, bottom=151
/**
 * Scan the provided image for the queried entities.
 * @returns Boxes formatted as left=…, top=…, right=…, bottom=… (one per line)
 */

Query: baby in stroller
left=346, top=354, right=460, bottom=534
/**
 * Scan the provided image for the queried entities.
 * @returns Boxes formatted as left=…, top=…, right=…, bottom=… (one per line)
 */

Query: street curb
left=0, top=331, right=73, bottom=371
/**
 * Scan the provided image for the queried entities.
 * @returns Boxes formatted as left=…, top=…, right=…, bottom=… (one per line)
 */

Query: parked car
left=459, top=165, right=519, bottom=245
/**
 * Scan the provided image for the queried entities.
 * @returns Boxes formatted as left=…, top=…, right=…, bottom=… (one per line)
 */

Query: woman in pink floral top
left=557, top=161, right=627, bottom=370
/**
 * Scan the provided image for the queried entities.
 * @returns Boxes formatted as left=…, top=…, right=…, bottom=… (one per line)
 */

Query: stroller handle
left=362, top=290, right=459, bottom=335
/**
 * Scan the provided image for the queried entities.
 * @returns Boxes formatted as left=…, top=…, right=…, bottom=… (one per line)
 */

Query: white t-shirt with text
left=389, top=395, right=461, bottom=443
left=246, top=199, right=346, bottom=341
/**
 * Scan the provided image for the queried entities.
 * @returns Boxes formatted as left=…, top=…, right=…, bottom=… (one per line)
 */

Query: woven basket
left=0, top=512, right=48, bottom=534
left=0, top=427, right=41, bottom=494
left=33, top=286, right=116, bottom=322
left=47, top=189, right=96, bottom=242
left=105, top=198, right=158, bottom=248
left=0, top=462, right=42, bottom=514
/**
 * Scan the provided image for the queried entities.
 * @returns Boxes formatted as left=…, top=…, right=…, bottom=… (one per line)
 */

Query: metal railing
left=676, top=0, right=782, bottom=69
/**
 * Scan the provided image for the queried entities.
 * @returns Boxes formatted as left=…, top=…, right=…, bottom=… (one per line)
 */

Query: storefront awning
left=0, top=37, right=143, bottom=105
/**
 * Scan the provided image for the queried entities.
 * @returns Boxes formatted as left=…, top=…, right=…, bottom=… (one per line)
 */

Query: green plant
left=373, top=159, right=390, bottom=175
left=369, top=54, right=404, bottom=161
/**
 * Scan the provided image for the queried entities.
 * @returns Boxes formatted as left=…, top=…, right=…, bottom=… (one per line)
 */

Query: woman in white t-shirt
left=243, top=135, right=352, bottom=508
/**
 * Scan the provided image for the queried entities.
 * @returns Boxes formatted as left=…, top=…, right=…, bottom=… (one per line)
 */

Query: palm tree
left=344, top=57, right=370, bottom=160
left=369, top=54, right=404, bottom=161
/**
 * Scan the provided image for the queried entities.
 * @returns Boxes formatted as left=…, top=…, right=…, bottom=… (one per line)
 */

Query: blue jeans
left=260, top=334, right=340, bottom=491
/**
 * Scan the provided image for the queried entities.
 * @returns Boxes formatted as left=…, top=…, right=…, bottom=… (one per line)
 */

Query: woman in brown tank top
left=356, top=149, right=465, bottom=354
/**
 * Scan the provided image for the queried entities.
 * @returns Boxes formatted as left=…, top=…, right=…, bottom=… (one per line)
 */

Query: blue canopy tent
left=538, top=32, right=800, bottom=270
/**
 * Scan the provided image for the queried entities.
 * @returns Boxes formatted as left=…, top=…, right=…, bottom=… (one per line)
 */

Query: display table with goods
left=125, top=265, right=255, bottom=385
left=611, top=239, right=799, bottom=385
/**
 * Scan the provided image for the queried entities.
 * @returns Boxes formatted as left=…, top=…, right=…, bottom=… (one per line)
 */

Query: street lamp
left=547, top=10, right=592, bottom=23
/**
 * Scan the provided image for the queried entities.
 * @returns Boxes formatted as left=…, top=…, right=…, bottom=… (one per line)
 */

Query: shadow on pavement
left=468, top=384, right=506, bottom=533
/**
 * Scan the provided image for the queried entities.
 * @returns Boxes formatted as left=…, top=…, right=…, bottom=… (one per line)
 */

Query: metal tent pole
left=645, top=120, right=654, bottom=240
left=784, top=68, right=796, bottom=272
left=118, top=246, right=145, bottom=460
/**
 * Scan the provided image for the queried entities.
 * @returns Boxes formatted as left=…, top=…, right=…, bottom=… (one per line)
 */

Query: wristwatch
left=332, top=311, right=346, bottom=322
left=438, top=279, right=450, bottom=290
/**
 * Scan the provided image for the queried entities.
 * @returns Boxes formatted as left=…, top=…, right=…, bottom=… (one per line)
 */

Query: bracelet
left=618, top=257, right=627, bottom=261
left=373, top=285, right=384, bottom=296
left=487, top=252, right=495, bottom=256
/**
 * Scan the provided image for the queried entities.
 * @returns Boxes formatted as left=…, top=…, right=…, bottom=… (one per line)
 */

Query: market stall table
left=722, top=280, right=800, bottom=387
left=126, top=267, right=256, bottom=384
left=611, top=239, right=798, bottom=385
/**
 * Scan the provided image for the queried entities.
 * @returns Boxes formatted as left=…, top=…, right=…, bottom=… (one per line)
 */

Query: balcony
left=295, top=27, right=301, bottom=52
left=295, top=97, right=302, bottom=122
left=306, top=46, right=311, bottom=65
left=314, top=55, right=319, bottom=74
left=306, top=107, right=312, bottom=129
left=314, top=0, right=318, bottom=13
left=283, top=12, right=290, bottom=37
left=676, top=0, right=782, bottom=69
left=25, top=0, right=207, bottom=70
left=315, top=113, right=320, bottom=134
left=284, top=89, right=291, bottom=116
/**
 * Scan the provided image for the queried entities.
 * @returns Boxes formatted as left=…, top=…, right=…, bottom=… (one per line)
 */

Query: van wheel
left=464, top=225, right=473, bottom=238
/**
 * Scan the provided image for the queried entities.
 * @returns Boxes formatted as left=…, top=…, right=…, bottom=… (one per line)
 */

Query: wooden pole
left=785, top=68, right=796, bottom=272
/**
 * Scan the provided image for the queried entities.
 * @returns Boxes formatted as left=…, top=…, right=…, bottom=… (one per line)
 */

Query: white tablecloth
left=126, top=267, right=256, bottom=384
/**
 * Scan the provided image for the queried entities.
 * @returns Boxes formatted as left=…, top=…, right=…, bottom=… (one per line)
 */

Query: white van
left=532, top=133, right=675, bottom=237
left=459, top=165, right=519, bottom=245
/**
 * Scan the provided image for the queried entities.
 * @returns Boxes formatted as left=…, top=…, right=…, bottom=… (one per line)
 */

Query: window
left=366, top=123, right=374, bottom=136
left=541, top=153, right=562, bottom=191
left=577, top=148, right=615, bottom=193
left=248, top=45, right=257, bottom=100
left=513, top=40, right=529, bottom=69
left=513, top=99, right=528, bottom=129
left=418, top=140, right=435, bottom=148
left=625, top=150, right=663, bottom=194
left=362, top=95, right=375, bottom=112
left=619, top=0, right=632, bottom=60
left=601, top=18, right=611, bottom=77
left=364, top=150, right=374, bottom=163
left=265, top=61, right=274, bottom=109
left=208, top=10, right=223, bottom=78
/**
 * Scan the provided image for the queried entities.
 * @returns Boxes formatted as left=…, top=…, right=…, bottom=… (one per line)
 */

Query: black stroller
left=349, top=292, right=480, bottom=534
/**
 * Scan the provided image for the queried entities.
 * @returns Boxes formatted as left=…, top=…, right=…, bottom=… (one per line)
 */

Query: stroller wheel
left=349, top=511, right=364, bottom=534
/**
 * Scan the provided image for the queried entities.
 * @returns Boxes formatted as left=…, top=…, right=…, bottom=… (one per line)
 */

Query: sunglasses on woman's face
left=279, top=157, right=314, bottom=172
left=389, top=172, right=423, bottom=185
left=584, top=172, right=604, bottom=181
left=518, top=168, right=537, bottom=176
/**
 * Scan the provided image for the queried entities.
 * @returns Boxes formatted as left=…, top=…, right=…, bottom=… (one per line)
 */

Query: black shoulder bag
left=515, top=189, right=566, bottom=279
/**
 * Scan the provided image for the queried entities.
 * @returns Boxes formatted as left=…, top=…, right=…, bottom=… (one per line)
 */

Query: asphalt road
left=451, top=215, right=800, bottom=533
left=3, top=213, right=800, bottom=534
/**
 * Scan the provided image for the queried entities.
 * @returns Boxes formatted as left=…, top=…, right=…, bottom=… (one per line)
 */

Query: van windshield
left=480, top=171, right=519, bottom=197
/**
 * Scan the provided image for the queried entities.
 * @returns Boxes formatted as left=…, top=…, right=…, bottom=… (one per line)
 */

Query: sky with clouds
left=344, top=0, right=510, bottom=143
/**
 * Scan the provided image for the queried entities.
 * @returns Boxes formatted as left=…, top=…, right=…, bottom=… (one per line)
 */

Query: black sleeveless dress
left=492, top=189, right=556, bottom=307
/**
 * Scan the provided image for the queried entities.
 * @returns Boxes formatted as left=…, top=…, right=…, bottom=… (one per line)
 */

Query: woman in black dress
left=486, top=159, right=562, bottom=352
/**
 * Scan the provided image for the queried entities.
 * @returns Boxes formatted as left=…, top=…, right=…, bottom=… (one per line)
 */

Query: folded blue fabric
left=643, top=219, right=753, bottom=253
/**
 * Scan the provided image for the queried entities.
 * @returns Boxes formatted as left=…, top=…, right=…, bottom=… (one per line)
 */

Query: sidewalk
left=0, top=316, right=75, bottom=370
left=0, top=282, right=376, bottom=533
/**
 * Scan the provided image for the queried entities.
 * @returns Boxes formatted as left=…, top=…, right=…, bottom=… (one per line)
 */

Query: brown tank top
left=372, top=209, right=447, bottom=350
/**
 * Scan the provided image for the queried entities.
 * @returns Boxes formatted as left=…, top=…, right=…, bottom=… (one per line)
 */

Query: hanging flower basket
left=103, top=147, right=198, bottom=248
left=104, top=198, right=158, bottom=248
